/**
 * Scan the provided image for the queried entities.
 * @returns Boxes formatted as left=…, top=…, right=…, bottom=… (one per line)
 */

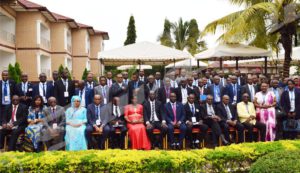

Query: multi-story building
left=0, top=0, right=109, bottom=81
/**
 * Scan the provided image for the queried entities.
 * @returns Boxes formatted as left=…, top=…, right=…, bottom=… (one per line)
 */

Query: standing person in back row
left=54, top=70, right=75, bottom=107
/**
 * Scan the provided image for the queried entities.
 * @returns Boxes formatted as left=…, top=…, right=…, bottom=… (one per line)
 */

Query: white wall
left=0, top=50, right=16, bottom=72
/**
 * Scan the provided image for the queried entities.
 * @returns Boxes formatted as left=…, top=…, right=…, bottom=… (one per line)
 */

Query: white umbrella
left=165, top=58, right=207, bottom=68
left=117, top=65, right=152, bottom=70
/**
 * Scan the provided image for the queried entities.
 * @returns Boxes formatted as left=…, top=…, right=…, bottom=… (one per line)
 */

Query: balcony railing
left=67, top=44, right=72, bottom=53
left=40, top=36, right=51, bottom=50
left=0, top=29, right=15, bottom=44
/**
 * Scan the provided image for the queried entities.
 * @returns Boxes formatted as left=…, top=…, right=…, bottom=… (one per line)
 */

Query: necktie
left=233, top=84, right=236, bottom=96
left=95, top=106, right=100, bottom=119
left=115, top=106, right=119, bottom=117
left=23, top=83, right=26, bottom=95
left=172, top=103, right=177, bottom=123
left=42, top=83, right=46, bottom=96
left=166, top=87, right=170, bottom=98
left=4, top=82, right=8, bottom=97
left=225, top=105, right=232, bottom=120
left=151, top=102, right=155, bottom=121
left=102, top=87, right=106, bottom=97
left=52, top=108, right=56, bottom=122
left=191, top=104, right=195, bottom=115
left=210, top=105, right=214, bottom=115
left=11, top=105, right=16, bottom=122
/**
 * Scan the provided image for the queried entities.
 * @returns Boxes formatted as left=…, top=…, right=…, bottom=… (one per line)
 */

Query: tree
left=172, top=18, right=190, bottom=50
left=202, top=0, right=299, bottom=77
left=82, top=68, right=89, bottom=80
left=8, top=64, right=19, bottom=83
left=124, top=15, right=137, bottom=46
left=187, top=19, right=207, bottom=55
left=14, top=62, right=22, bottom=82
left=158, top=19, right=174, bottom=47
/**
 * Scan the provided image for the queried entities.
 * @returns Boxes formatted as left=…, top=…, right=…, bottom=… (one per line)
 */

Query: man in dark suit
left=54, top=69, right=75, bottom=107
left=176, top=78, right=194, bottom=104
left=157, top=78, right=176, bottom=105
left=241, top=76, right=258, bottom=102
left=184, top=93, right=208, bottom=148
left=280, top=79, right=300, bottom=139
left=207, top=76, right=226, bottom=105
left=155, top=72, right=163, bottom=88
left=85, top=73, right=97, bottom=89
left=32, top=73, right=54, bottom=105
left=0, top=95, right=27, bottom=151
left=145, top=75, right=159, bottom=100
left=75, top=80, right=94, bottom=108
left=86, top=95, right=111, bottom=149
left=143, top=91, right=167, bottom=149
left=225, top=76, right=242, bottom=105
left=138, top=69, right=147, bottom=83
left=109, top=74, right=128, bottom=105
left=51, top=70, right=60, bottom=87
left=194, top=78, right=209, bottom=104
left=128, top=73, right=144, bottom=104
left=205, top=71, right=212, bottom=86
left=109, top=97, right=127, bottom=149
left=217, top=95, right=244, bottom=143
left=122, top=71, right=130, bottom=86
left=94, top=76, right=110, bottom=104
left=106, top=71, right=115, bottom=88
left=163, top=92, right=187, bottom=149
left=42, top=97, right=66, bottom=150
left=235, top=69, right=245, bottom=86
left=16, top=73, right=33, bottom=107
left=202, top=95, right=229, bottom=147
left=0, top=70, right=16, bottom=125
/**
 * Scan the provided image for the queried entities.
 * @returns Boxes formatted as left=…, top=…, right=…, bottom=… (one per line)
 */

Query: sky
left=31, top=0, right=243, bottom=50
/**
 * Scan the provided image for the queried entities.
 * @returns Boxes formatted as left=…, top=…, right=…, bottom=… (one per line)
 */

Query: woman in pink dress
left=124, top=96, right=151, bottom=150
left=254, top=82, right=277, bottom=141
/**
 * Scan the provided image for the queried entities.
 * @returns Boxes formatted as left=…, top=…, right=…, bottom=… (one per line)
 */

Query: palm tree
left=202, top=0, right=300, bottom=77
left=172, top=18, right=190, bottom=50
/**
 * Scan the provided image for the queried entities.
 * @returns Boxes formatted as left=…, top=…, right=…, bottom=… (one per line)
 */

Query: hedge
left=1, top=140, right=300, bottom=173
left=250, top=150, right=300, bottom=173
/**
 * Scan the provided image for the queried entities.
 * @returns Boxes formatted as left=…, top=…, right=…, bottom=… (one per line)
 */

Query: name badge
left=233, top=96, right=237, bottom=101
left=28, top=88, right=33, bottom=92
left=42, top=96, right=47, bottom=103
left=215, top=95, right=221, bottom=102
left=191, top=117, right=196, bottom=123
left=4, top=96, right=9, bottom=102
left=64, top=91, right=69, bottom=97
left=103, top=98, right=107, bottom=104
left=52, top=123, right=58, bottom=129
left=96, top=120, right=101, bottom=126
left=166, top=98, right=170, bottom=103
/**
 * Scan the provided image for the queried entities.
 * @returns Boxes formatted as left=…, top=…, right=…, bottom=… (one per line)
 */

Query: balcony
left=67, top=44, right=72, bottom=53
left=0, top=29, right=15, bottom=44
left=40, top=36, right=51, bottom=50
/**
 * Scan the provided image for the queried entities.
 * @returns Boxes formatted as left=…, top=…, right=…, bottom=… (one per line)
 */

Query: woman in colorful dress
left=124, top=95, right=151, bottom=150
left=254, top=82, right=277, bottom=141
left=25, top=95, right=46, bottom=152
left=65, top=96, right=87, bottom=151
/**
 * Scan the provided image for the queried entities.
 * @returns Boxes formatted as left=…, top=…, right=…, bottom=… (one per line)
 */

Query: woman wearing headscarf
left=65, top=96, right=87, bottom=150
left=25, top=95, right=47, bottom=152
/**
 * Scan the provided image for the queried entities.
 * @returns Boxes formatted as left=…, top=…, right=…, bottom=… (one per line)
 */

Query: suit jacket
left=175, top=86, right=194, bottom=103
left=280, top=88, right=300, bottom=119
left=144, top=83, right=159, bottom=100
left=0, top=80, right=16, bottom=106
left=109, top=83, right=127, bottom=102
left=163, top=102, right=185, bottom=124
left=109, top=104, right=126, bottom=125
left=237, top=102, right=256, bottom=124
left=106, top=79, right=116, bottom=87
left=54, top=79, right=75, bottom=106
left=225, top=83, right=242, bottom=104
left=201, top=103, right=220, bottom=120
left=193, top=86, right=209, bottom=101
left=157, top=86, right=176, bottom=104
left=32, top=82, right=54, bottom=101
left=143, top=100, right=164, bottom=123
left=241, top=84, right=258, bottom=99
left=237, top=76, right=246, bottom=86
left=155, top=79, right=164, bottom=88
left=16, top=82, right=34, bottom=106
left=184, top=102, right=204, bottom=122
left=207, top=84, right=226, bottom=103
left=219, top=77, right=227, bottom=87
left=75, top=87, right=94, bottom=107
left=268, top=87, right=284, bottom=108
left=44, top=105, right=66, bottom=131
left=87, top=103, right=112, bottom=126
left=94, top=85, right=110, bottom=103
left=3, top=103, right=28, bottom=127
left=216, top=103, right=238, bottom=121
left=128, top=80, right=144, bottom=103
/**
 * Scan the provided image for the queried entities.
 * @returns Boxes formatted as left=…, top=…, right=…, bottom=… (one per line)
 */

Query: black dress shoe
left=220, top=135, right=229, bottom=146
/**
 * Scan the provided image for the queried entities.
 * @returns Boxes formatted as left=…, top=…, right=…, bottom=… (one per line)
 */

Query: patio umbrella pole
left=197, top=60, right=200, bottom=68
left=235, top=57, right=239, bottom=70
left=219, top=59, right=223, bottom=70
left=264, top=56, right=267, bottom=76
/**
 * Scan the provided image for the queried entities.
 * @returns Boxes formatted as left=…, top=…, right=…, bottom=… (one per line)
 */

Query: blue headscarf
left=71, top=95, right=81, bottom=108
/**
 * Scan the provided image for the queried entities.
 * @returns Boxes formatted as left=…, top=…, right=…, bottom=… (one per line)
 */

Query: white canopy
left=98, top=41, right=191, bottom=65
left=277, top=46, right=300, bottom=60
left=117, top=65, right=152, bottom=70
left=195, top=43, right=272, bottom=61
left=165, top=58, right=207, bottom=68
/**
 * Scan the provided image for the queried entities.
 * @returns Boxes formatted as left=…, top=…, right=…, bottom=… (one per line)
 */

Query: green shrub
left=250, top=150, right=300, bottom=173
left=1, top=140, right=300, bottom=173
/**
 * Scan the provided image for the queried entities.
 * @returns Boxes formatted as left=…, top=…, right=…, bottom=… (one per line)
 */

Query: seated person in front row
left=164, top=92, right=187, bottom=150
left=184, top=93, right=208, bottom=149
left=0, top=95, right=28, bottom=151
left=143, top=91, right=168, bottom=149
left=217, top=95, right=244, bottom=143
left=109, top=97, right=127, bottom=149
left=86, top=95, right=111, bottom=149
left=202, top=95, right=229, bottom=147
left=237, top=93, right=266, bottom=142
left=42, top=97, right=66, bottom=150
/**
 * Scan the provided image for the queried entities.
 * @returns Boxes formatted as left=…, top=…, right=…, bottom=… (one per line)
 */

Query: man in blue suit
left=164, top=92, right=186, bottom=150
left=32, top=73, right=53, bottom=105
left=75, top=80, right=94, bottom=108
left=225, top=76, right=242, bottom=106
left=207, top=75, right=226, bottom=105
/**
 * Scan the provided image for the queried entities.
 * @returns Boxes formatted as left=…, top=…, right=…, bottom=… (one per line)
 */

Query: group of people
left=0, top=68, right=299, bottom=151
